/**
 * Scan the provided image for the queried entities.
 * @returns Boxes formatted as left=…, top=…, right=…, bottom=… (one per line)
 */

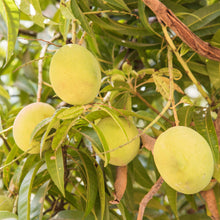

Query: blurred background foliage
left=0, top=0, right=220, bottom=219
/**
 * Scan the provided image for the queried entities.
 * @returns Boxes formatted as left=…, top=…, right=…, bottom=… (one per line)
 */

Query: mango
left=153, top=126, right=214, bottom=194
left=49, top=44, right=101, bottom=105
left=94, top=117, right=140, bottom=166
left=13, top=102, right=55, bottom=154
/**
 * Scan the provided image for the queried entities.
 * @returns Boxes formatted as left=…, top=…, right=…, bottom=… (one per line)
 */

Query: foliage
left=0, top=0, right=220, bottom=219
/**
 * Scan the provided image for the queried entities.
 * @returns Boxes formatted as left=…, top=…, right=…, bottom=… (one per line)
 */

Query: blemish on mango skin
left=153, top=126, right=214, bottom=194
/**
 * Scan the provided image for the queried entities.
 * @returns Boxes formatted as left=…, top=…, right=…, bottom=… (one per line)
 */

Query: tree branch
left=142, top=0, right=220, bottom=62
left=137, top=176, right=164, bottom=220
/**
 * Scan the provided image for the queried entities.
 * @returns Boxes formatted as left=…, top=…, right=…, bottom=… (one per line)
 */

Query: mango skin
left=95, top=117, right=140, bottom=166
left=153, top=126, right=214, bottom=194
left=0, top=195, right=13, bottom=212
left=13, top=102, right=55, bottom=154
left=49, top=44, right=101, bottom=105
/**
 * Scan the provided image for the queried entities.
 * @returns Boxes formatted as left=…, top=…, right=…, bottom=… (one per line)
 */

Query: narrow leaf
left=14, top=0, right=45, bottom=27
left=0, top=0, right=19, bottom=63
left=78, top=150, right=98, bottom=217
left=18, top=161, right=43, bottom=220
left=51, top=119, right=75, bottom=150
left=0, top=85, right=10, bottom=99
left=164, top=182, right=178, bottom=218
left=104, top=0, right=130, bottom=12
left=45, top=147, right=65, bottom=196
left=30, top=180, right=50, bottom=220
left=193, top=107, right=219, bottom=164
left=56, top=106, right=84, bottom=120
left=183, top=2, right=220, bottom=31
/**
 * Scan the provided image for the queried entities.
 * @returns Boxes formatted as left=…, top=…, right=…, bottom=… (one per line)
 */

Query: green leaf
left=30, top=180, right=50, bottom=220
left=79, top=150, right=98, bottom=217
left=52, top=210, right=95, bottom=220
left=71, top=0, right=100, bottom=54
left=177, top=106, right=194, bottom=127
left=45, top=147, right=65, bottom=196
left=163, top=182, right=178, bottom=218
left=18, top=161, right=44, bottom=220
left=95, top=161, right=105, bottom=220
left=104, top=0, right=130, bottom=12
left=91, top=123, right=110, bottom=167
left=207, top=30, right=220, bottom=89
left=56, top=106, right=84, bottom=120
left=0, top=211, right=18, bottom=220
left=3, top=144, right=19, bottom=188
left=132, top=157, right=154, bottom=188
left=193, top=107, right=219, bottom=164
left=14, top=0, right=45, bottom=27
left=183, top=2, right=220, bottom=31
left=0, top=85, right=10, bottom=99
left=51, top=119, right=75, bottom=150
left=0, top=0, right=19, bottom=64
left=138, top=0, right=160, bottom=37
left=188, top=61, right=209, bottom=76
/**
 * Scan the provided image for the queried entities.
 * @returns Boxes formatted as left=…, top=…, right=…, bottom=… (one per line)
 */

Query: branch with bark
left=142, top=0, right=220, bottom=62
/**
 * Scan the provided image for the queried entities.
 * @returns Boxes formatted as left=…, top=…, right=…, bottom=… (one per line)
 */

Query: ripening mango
left=49, top=44, right=101, bottom=105
left=13, top=102, right=55, bottom=154
left=94, top=117, right=140, bottom=166
left=153, top=126, right=214, bottom=194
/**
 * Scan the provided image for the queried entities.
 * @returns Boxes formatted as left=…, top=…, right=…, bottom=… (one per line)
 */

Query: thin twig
left=161, top=24, right=212, bottom=105
left=134, top=90, right=174, bottom=125
left=167, top=46, right=179, bottom=126
left=37, top=33, right=60, bottom=102
left=137, top=176, right=164, bottom=220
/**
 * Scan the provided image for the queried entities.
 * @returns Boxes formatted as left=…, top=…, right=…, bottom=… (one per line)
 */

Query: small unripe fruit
left=49, top=44, right=101, bottom=105
left=13, top=102, right=55, bottom=154
left=153, top=126, right=214, bottom=194
left=94, top=117, right=140, bottom=166
left=0, top=195, right=13, bottom=212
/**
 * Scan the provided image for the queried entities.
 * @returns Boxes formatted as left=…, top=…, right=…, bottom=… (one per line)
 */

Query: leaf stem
left=161, top=24, right=212, bottom=105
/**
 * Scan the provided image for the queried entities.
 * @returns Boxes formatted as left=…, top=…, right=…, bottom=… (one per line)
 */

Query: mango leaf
left=30, top=180, right=50, bottom=220
left=14, top=0, right=45, bottom=28
left=0, top=211, right=18, bottom=220
left=71, top=0, right=100, bottom=54
left=90, top=123, right=110, bottom=167
left=78, top=1, right=153, bottom=37
left=3, top=144, right=19, bottom=188
left=18, top=161, right=44, bottom=220
left=0, top=85, right=10, bottom=99
left=45, top=147, right=65, bottom=196
left=207, top=30, right=220, bottom=89
left=56, top=106, right=84, bottom=120
left=180, top=213, right=212, bottom=220
left=132, top=157, right=154, bottom=188
left=183, top=2, right=220, bottom=31
left=138, top=0, right=160, bottom=36
left=94, top=160, right=105, bottom=220
left=0, top=0, right=19, bottom=64
left=60, top=0, right=74, bottom=19
left=59, top=14, right=71, bottom=44
left=104, top=0, right=130, bottom=12
left=177, top=106, right=194, bottom=127
left=71, top=149, right=98, bottom=217
left=193, top=107, right=219, bottom=164
left=52, top=210, right=95, bottom=220
left=163, top=182, right=178, bottom=218
left=51, top=119, right=76, bottom=150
